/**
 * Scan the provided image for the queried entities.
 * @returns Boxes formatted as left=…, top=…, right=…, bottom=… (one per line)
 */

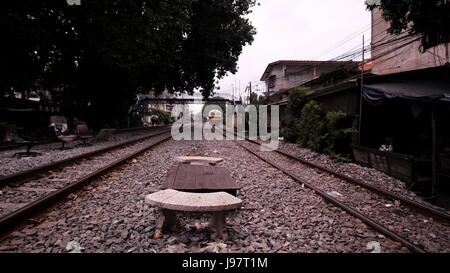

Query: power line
left=238, top=21, right=419, bottom=100
left=244, top=33, right=419, bottom=97
left=311, top=18, right=384, bottom=60
left=242, top=25, right=388, bottom=88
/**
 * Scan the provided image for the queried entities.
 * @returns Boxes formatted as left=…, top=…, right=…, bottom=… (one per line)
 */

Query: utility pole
left=234, top=78, right=237, bottom=106
left=358, top=35, right=365, bottom=146
left=249, top=81, right=252, bottom=105
left=239, top=80, right=241, bottom=104
left=232, top=84, right=235, bottom=106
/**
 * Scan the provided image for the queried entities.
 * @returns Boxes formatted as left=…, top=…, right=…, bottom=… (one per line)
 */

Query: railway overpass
left=137, top=92, right=243, bottom=105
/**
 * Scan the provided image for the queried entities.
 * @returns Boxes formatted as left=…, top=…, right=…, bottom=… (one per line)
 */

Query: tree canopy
left=1, top=0, right=256, bottom=127
left=366, top=0, right=449, bottom=51
left=249, top=91, right=266, bottom=106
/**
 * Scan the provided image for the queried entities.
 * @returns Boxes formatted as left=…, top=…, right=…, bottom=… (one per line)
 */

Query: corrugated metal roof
left=260, top=60, right=356, bottom=81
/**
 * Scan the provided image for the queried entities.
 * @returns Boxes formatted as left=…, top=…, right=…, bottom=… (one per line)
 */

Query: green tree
left=366, top=0, right=449, bottom=50
left=1, top=0, right=256, bottom=127
left=148, top=109, right=174, bottom=125
left=296, top=100, right=325, bottom=151
left=287, top=86, right=310, bottom=119
left=249, top=92, right=266, bottom=106
left=323, top=111, right=353, bottom=160
left=281, top=86, right=309, bottom=141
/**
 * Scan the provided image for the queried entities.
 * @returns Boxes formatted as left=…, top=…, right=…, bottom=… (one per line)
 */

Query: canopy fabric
left=363, top=80, right=450, bottom=105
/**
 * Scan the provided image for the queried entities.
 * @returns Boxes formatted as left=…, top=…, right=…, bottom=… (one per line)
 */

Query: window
left=268, top=75, right=276, bottom=88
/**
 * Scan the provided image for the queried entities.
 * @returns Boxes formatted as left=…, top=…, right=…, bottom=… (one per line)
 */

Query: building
left=281, top=7, right=450, bottom=204
left=371, top=8, right=450, bottom=75
left=144, top=91, right=185, bottom=117
left=261, top=60, right=357, bottom=102
left=260, top=60, right=357, bottom=125
left=353, top=8, right=450, bottom=202
left=140, top=91, right=187, bottom=126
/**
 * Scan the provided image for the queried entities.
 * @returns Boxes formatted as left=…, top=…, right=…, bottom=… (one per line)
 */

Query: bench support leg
left=154, top=209, right=179, bottom=238
left=211, top=211, right=228, bottom=240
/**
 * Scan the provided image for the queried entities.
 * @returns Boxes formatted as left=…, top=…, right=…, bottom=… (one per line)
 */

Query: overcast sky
left=217, top=0, right=372, bottom=98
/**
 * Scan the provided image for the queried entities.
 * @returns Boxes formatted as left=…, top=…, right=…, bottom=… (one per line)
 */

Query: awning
left=363, top=80, right=450, bottom=105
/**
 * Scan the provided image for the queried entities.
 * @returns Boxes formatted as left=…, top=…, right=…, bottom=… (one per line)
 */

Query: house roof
left=260, top=60, right=356, bottom=81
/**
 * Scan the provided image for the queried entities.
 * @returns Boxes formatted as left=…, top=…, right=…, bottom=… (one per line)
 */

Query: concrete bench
left=57, top=135, right=77, bottom=150
left=175, top=156, right=224, bottom=166
left=13, top=140, right=42, bottom=158
left=145, top=189, right=242, bottom=239
left=91, top=129, right=116, bottom=143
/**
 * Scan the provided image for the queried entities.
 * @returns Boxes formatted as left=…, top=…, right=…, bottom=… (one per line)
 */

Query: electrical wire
left=232, top=22, right=421, bottom=98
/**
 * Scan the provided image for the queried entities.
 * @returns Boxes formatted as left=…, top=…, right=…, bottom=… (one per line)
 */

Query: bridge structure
left=138, top=92, right=243, bottom=105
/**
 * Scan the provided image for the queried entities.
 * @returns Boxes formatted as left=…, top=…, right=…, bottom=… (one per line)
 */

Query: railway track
left=0, top=127, right=170, bottom=186
left=231, top=134, right=450, bottom=253
left=0, top=130, right=172, bottom=235
left=250, top=138, right=450, bottom=222
left=0, top=126, right=164, bottom=152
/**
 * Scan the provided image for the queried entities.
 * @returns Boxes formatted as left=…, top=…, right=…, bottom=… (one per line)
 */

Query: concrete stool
left=145, top=189, right=242, bottom=239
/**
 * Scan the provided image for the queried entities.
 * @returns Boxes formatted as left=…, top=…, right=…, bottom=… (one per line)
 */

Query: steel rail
left=237, top=141, right=426, bottom=253
left=0, top=128, right=171, bottom=187
left=0, top=133, right=172, bottom=236
left=0, top=126, right=168, bottom=152
left=247, top=138, right=450, bottom=223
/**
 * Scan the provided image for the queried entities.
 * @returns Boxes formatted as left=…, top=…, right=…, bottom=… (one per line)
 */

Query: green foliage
left=296, top=101, right=325, bottom=151
left=283, top=100, right=353, bottom=160
left=287, top=86, right=310, bottom=119
left=149, top=109, right=174, bottom=125
left=331, top=153, right=353, bottom=163
left=323, top=111, right=354, bottom=160
left=0, top=0, right=256, bottom=127
left=366, top=0, right=449, bottom=50
left=249, top=92, right=266, bottom=106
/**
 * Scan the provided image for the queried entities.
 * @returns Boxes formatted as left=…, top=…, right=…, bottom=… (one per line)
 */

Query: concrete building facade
left=371, top=8, right=450, bottom=75
left=261, top=60, right=357, bottom=104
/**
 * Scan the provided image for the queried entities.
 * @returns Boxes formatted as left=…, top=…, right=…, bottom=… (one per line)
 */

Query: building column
left=431, top=102, right=438, bottom=199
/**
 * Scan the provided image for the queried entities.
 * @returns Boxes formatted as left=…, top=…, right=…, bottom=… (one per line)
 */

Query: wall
left=371, top=8, right=450, bottom=75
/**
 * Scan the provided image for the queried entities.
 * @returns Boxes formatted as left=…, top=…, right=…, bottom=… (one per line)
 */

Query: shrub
left=323, top=111, right=353, bottom=161
left=283, top=99, right=353, bottom=161
left=281, top=124, right=297, bottom=143
left=296, top=100, right=325, bottom=151
left=149, top=109, right=174, bottom=125
left=287, top=86, right=310, bottom=119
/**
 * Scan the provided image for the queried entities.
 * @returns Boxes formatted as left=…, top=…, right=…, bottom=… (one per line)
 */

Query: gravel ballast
left=0, top=128, right=168, bottom=177
left=0, top=139, right=420, bottom=253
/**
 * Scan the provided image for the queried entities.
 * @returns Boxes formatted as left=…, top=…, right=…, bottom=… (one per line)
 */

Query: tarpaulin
left=362, top=79, right=450, bottom=105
